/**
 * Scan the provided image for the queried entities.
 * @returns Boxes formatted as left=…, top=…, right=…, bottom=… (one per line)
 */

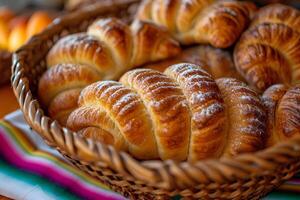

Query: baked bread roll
left=0, top=8, right=14, bottom=50
left=39, top=64, right=101, bottom=125
left=47, top=18, right=181, bottom=80
left=145, top=45, right=243, bottom=80
left=136, top=0, right=256, bottom=48
left=26, top=11, right=52, bottom=40
left=67, top=63, right=267, bottom=162
left=262, top=84, right=300, bottom=146
left=234, top=4, right=300, bottom=92
left=6, top=12, right=52, bottom=51
left=8, top=17, right=28, bottom=51
left=0, top=19, right=10, bottom=50
left=39, top=18, right=180, bottom=125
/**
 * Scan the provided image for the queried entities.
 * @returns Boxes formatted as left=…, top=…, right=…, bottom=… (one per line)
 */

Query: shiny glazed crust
left=67, top=63, right=267, bottom=161
left=234, top=4, right=300, bottom=92
left=47, top=18, right=181, bottom=79
left=39, top=17, right=180, bottom=125
left=137, top=0, right=256, bottom=48
left=38, top=64, right=101, bottom=124
left=262, top=84, right=300, bottom=146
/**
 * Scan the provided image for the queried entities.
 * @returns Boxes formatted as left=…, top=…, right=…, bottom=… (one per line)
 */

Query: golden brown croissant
left=67, top=63, right=267, bottom=162
left=136, top=0, right=256, bottom=48
left=38, top=64, right=101, bottom=125
left=39, top=17, right=180, bottom=125
left=234, top=4, right=300, bottom=92
left=262, top=84, right=300, bottom=146
left=47, top=18, right=180, bottom=79
left=144, top=45, right=243, bottom=80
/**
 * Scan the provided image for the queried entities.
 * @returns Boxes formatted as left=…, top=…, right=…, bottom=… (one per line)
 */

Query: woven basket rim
left=11, top=0, right=300, bottom=190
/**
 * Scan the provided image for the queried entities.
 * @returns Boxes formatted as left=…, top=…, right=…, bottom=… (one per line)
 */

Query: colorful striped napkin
left=0, top=111, right=124, bottom=200
left=0, top=110, right=299, bottom=200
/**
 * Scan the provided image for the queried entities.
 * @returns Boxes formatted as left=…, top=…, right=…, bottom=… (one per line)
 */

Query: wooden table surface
left=0, top=84, right=19, bottom=118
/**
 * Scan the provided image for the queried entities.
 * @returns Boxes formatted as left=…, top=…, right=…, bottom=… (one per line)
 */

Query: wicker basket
left=11, top=0, right=300, bottom=199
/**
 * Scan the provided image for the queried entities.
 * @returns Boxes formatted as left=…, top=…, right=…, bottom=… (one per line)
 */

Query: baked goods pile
left=137, top=0, right=256, bottom=48
left=0, top=8, right=52, bottom=51
left=234, top=4, right=300, bottom=92
left=67, top=63, right=267, bottom=162
left=38, top=0, right=300, bottom=162
left=39, top=18, right=180, bottom=125
left=0, top=8, right=52, bottom=85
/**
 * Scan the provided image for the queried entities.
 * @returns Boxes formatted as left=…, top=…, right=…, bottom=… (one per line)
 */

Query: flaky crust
left=38, top=64, right=100, bottom=125
left=216, top=78, right=267, bottom=156
left=165, top=64, right=226, bottom=161
left=262, top=84, right=300, bottom=146
left=47, top=18, right=180, bottom=79
left=250, top=3, right=300, bottom=31
left=47, top=34, right=117, bottom=79
left=120, top=69, right=190, bottom=160
left=40, top=17, right=180, bottom=125
left=234, top=4, right=300, bottom=92
left=144, top=45, right=243, bottom=80
left=38, top=63, right=100, bottom=106
left=88, top=18, right=133, bottom=69
left=48, top=88, right=82, bottom=126
left=67, top=63, right=267, bottom=161
left=137, top=0, right=256, bottom=48
left=130, top=20, right=181, bottom=67
left=67, top=81, right=159, bottom=159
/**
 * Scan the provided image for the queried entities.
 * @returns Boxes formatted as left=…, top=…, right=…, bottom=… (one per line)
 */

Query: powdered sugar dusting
left=190, top=91, right=220, bottom=105
left=193, top=103, right=224, bottom=123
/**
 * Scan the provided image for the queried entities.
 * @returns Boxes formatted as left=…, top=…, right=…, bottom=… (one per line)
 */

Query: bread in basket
left=12, top=0, right=300, bottom=199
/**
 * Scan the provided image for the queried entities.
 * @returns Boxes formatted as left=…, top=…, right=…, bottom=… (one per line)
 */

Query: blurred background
left=0, top=0, right=299, bottom=12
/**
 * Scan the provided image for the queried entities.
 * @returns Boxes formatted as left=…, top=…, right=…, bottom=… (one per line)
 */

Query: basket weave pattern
left=11, top=1, right=300, bottom=199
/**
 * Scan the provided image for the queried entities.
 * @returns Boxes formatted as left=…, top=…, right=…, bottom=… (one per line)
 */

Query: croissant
left=262, top=84, right=300, bottom=146
left=234, top=4, right=300, bottom=92
left=26, top=11, right=52, bottom=40
left=8, top=17, right=28, bottom=52
left=67, top=63, right=267, bottom=162
left=136, top=0, right=256, bottom=48
left=39, top=18, right=180, bottom=125
left=39, top=64, right=101, bottom=125
left=144, top=45, right=243, bottom=80
left=6, top=12, right=52, bottom=51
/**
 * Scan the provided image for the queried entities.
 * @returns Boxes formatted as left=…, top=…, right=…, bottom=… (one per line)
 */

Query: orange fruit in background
left=26, top=11, right=52, bottom=40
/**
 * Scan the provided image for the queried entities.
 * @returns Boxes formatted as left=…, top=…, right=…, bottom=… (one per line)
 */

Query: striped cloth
left=0, top=111, right=124, bottom=200
left=0, top=111, right=299, bottom=200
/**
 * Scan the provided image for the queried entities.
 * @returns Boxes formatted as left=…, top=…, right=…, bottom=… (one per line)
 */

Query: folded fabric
left=0, top=110, right=299, bottom=200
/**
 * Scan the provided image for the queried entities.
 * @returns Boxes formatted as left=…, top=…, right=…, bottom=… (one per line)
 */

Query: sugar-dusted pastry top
left=67, top=63, right=267, bottom=162
left=137, top=0, right=256, bottom=48
left=38, top=17, right=181, bottom=125
left=234, top=4, right=300, bottom=92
